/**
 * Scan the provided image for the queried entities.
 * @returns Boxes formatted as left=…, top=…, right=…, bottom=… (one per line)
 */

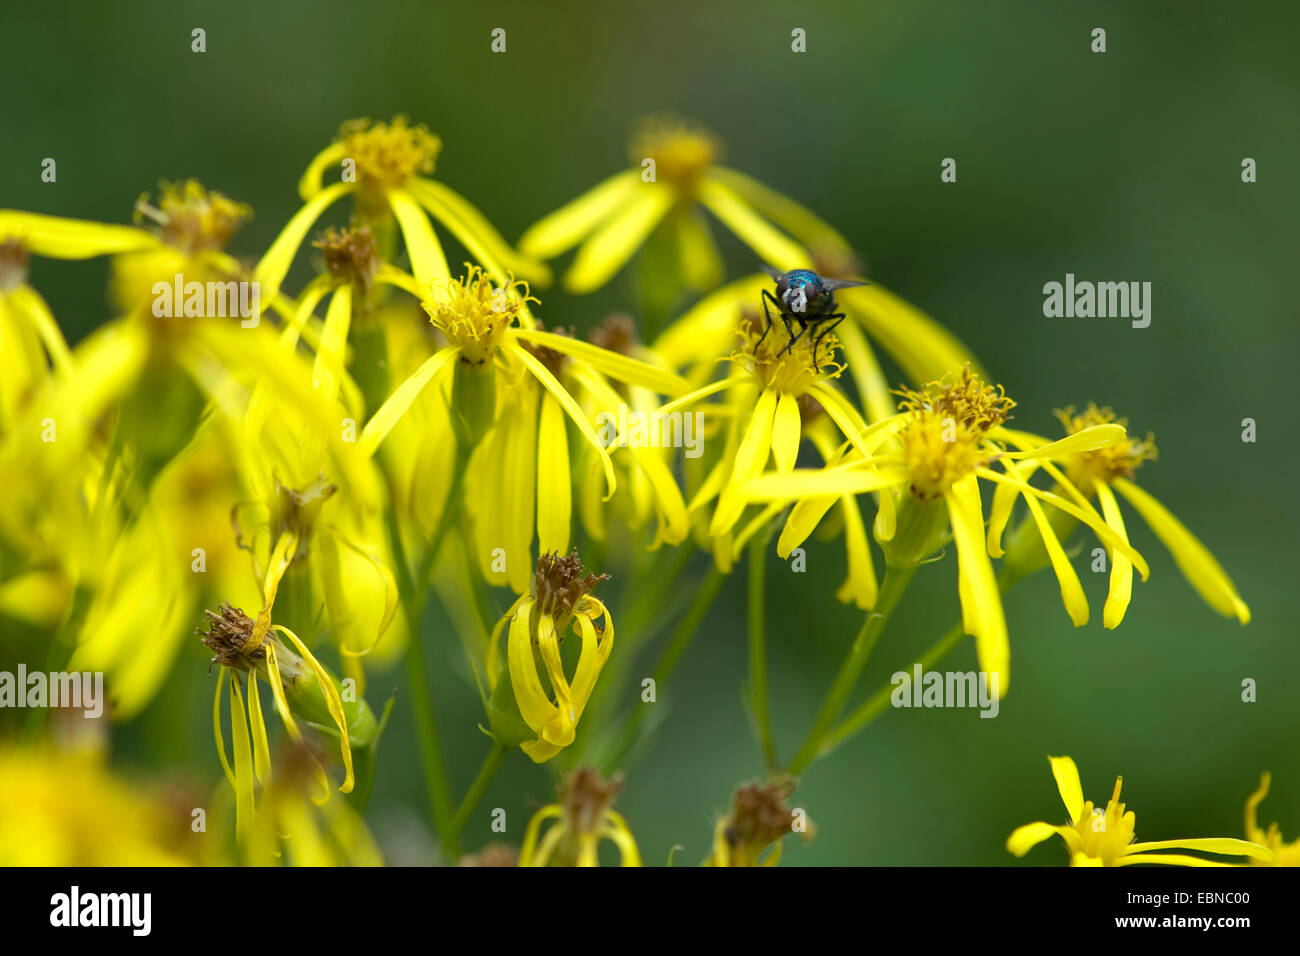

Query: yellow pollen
left=629, top=118, right=719, bottom=192
left=1070, top=776, right=1136, bottom=865
left=422, top=263, right=536, bottom=366
left=1054, top=404, right=1157, bottom=495
left=731, top=307, right=843, bottom=396
left=133, top=180, right=251, bottom=254
left=338, top=116, right=441, bottom=191
left=895, top=367, right=1014, bottom=499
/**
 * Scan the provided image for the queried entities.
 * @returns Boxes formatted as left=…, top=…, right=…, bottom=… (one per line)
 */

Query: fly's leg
left=810, top=314, right=846, bottom=372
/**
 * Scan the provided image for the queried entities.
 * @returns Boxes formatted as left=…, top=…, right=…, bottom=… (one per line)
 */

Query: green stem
left=444, top=742, right=509, bottom=861
left=747, top=528, right=778, bottom=771
left=603, top=566, right=726, bottom=770
left=819, top=568, right=1022, bottom=757
left=785, top=564, right=917, bottom=776
left=821, top=621, right=966, bottom=755
left=387, top=508, right=456, bottom=849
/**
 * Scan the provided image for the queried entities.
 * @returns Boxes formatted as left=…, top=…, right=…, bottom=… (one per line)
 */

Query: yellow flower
left=657, top=304, right=871, bottom=573
left=743, top=368, right=1150, bottom=695
left=653, top=267, right=981, bottom=395
left=0, top=745, right=205, bottom=866
left=240, top=741, right=383, bottom=867
left=1008, top=755, right=1274, bottom=866
left=201, top=604, right=377, bottom=845
left=704, top=777, right=812, bottom=867
left=486, top=551, right=613, bottom=763
left=1047, top=403, right=1250, bottom=628
left=519, top=767, right=640, bottom=866
left=257, top=116, right=547, bottom=301
left=1244, top=773, right=1300, bottom=866
left=358, top=266, right=688, bottom=590
left=520, top=116, right=849, bottom=294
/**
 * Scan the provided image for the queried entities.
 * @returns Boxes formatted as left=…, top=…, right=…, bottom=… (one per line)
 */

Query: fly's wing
left=821, top=276, right=869, bottom=290
left=760, top=264, right=786, bottom=282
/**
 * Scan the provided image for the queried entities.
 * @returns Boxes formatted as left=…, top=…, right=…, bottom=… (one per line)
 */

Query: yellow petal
left=536, top=615, right=576, bottom=746
left=273, top=625, right=355, bottom=793
left=770, top=392, right=802, bottom=472
left=945, top=475, right=1009, bottom=696
left=1002, top=458, right=1089, bottom=627
left=1048, top=755, right=1085, bottom=825
left=405, top=178, right=549, bottom=284
left=246, top=673, right=272, bottom=785
left=1112, top=477, right=1250, bottom=624
left=709, top=166, right=855, bottom=258
left=359, top=346, right=457, bottom=456
left=1093, top=483, right=1133, bottom=629
left=537, top=393, right=571, bottom=555
left=744, top=465, right=905, bottom=501
left=711, top=388, right=778, bottom=536
left=298, top=141, right=348, bottom=200
left=507, top=602, right=557, bottom=734
left=674, top=208, right=724, bottom=291
left=839, top=283, right=984, bottom=386
left=512, top=342, right=617, bottom=499
left=519, top=169, right=640, bottom=258
left=563, top=186, right=674, bottom=293
left=1000, top=423, right=1128, bottom=460
left=696, top=177, right=807, bottom=271
left=835, top=492, right=878, bottom=609
left=229, top=672, right=256, bottom=843
left=1126, top=838, right=1275, bottom=863
left=253, top=182, right=354, bottom=299
left=387, top=188, right=450, bottom=286
left=510, top=328, right=689, bottom=396
left=1006, top=821, right=1065, bottom=857
left=0, top=211, right=158, bottom=259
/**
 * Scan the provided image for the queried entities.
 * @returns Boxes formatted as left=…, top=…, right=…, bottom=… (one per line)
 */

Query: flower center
left=1071, top=777, right=1137, bottom=865
left=338, top=116, right=440, bottom=191
left=197, top=603, right=264, bottom=673
left=732, top=306, right=843, bottom=396
left=271, top=476, right=338, bottom=560
left=896, top=367, right=1014, bottom=500
left=558, top=767, right=623, bottom=837
left=134, top=180, right=250, bottom=254
left=1054, top=404, right=1157, bottom=495
left=423, top=264, right=535, bottom=366
left=313, top=224, right=380, bottom=294
left=531, top=549, right=609, bottom=631
left=629, top=118, right=719, bottom=193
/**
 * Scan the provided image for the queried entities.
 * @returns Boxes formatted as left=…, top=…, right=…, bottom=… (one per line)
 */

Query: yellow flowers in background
left=0, top=110, right=1268, bottom=869
left=1008, top=756, right=1275, bottom=867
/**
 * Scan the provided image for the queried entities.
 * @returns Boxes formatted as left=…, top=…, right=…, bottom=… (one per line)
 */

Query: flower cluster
left=0, top=114, right=1268, bottom=868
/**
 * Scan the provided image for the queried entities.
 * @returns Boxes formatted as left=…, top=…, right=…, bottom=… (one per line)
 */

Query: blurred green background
left=2, top=0, right=1296, bottom=864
